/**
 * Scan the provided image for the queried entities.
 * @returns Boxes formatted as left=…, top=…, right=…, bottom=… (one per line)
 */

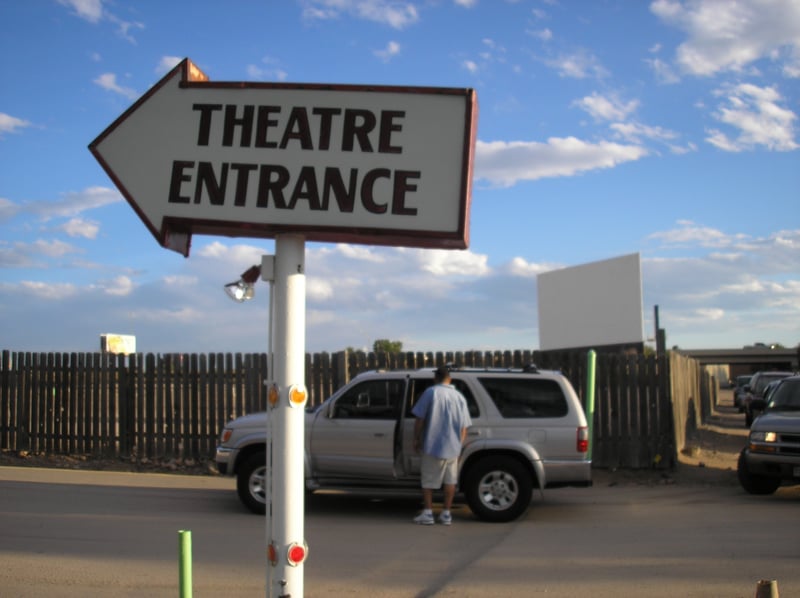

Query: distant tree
left=373, top=339, right=403, bottom=353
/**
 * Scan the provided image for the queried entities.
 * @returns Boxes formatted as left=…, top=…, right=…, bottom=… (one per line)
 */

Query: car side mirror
left=750, top=398, right=767, bottom=412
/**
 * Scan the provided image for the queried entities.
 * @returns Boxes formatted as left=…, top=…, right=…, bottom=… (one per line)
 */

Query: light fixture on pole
left=224, top=265, right=261, bottom=302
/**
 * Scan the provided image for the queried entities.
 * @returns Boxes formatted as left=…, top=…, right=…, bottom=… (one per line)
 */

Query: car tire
left=744, top=411, right=753, bottom=428
left=237, top=450, right=267, bottom=514
left=737, top=449, right=780, bottom=495
left=463, top=456, right=533, bottom=523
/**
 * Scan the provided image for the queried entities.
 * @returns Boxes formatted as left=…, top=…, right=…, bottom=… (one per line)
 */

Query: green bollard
left=179, top=530, right=192, bottom=598
left=585, top=350, right=596, bottom=462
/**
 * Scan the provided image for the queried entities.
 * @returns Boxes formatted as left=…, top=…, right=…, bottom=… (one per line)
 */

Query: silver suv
left=215, top=366, right=592, bottom=522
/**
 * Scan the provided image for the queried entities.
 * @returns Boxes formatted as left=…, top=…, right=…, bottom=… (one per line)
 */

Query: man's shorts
left=420, top=453, right=459, bottom=489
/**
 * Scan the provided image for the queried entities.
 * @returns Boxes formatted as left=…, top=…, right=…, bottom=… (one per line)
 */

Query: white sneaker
left=413, top=511, right=435, bottom=525
left=438, top=511, right=452, bottom=526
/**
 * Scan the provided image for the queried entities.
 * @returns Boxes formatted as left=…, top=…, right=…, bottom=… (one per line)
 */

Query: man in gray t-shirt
left=411, top=366, right=472, bottom=525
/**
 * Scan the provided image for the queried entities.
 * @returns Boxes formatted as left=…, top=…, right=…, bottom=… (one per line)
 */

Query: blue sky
left=1, top=0, right=798, bottom=355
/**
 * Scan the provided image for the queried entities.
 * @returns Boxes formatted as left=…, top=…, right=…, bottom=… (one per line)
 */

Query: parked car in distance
left=750, top=379, right=783, bottom=423
left=737, top=375, right=800, bottom=495
left=733, top=375, right=753, bottom=412
left=215, top=366, right=592, bottom=522
left=743, top=371, right=794, bottom=427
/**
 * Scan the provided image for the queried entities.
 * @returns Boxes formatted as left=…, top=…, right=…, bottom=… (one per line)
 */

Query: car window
left=406, top=378, right=480, bottom=418
left=754, top=373, right=791, bottom=393
left=767, top=378, right=800, bottom=409
left=332, top=378, right=405, bottom=420
left=478, top=377, right=568, bottom=418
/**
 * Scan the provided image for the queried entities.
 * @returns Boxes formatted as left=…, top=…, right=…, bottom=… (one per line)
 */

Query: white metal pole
left=268, top=234, right=306, bottom=598
left=262, top=255, right=275, bottom=598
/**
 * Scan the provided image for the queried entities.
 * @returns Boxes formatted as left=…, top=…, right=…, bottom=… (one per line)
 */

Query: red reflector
left=287, top=543, right=307, bottom=566
left=577, top=426, right=589, bottom=453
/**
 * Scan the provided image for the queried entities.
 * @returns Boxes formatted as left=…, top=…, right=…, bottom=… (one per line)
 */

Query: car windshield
left=754, top=373, right=791, bottom=393
left=766, top=378, right=800, bottom=411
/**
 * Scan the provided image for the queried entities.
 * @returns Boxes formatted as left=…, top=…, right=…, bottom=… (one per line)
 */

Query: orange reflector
left=287, top=542, right=307, bottom=566
left=268, top=384, right=279, bottom=407
left=268, top=543, right=277, bottom=566
left=289, top=385, right=307, bottom=407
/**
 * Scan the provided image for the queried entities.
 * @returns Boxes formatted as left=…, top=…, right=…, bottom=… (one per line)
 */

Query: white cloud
left=307, top=278, right=334, bottom=301
left=475, top=137, right=647, bottom=187
left=58, top=0, right=103, bottom=23
left=163, top=275, right=198, bottom=287
left=93, top=73, right=139, bottom=100
left=695, top=307, right=725, bottom=320
left=25, top=186, right=122, bottom=221
left=609, top=122, right=683, bottom=149
left=0, top=112, right=31, bottom=136
left=58, top=0, right=143, bottom=42
left=528, top=28, right=553, bottom=42
left=545, top=49, right=608, bottom=79
left=156, top=56, right=183, bottom=75
left=301, top=0, right=419, bottom=29
left=193, top=241, right=270, bottom=282
left=247, top=56, right=289, bottom=81
left=651, top=0, right=800, bottom=77
left=644, top=57, right=680, bottom=84
left=30, top=239, right=81, bottom=258
left=574, top=92, right=640, bottom=121
left=374, top=40, right=401, bottom=61
left=18, top=280, right=79, bottom=300
left=58, top=217, right=100, bottom=239
left=98, top=274, right=135, bottom=296
left=706, top=83, right=798, bottom=151
left=332, top=244, right=386, bottom=263
left=0, top=238, right=81, bottom=268
left=505, top=257, right=561, bottom=278
left=648, top=220, right=734, bottom=247
left=0, top=197, right=20, bottom=221
left=0, top=243, right=31, bottom=268
left=124, top=306, right=202, bottom=323
left=414, top=248, right=490, bottom=277
left=642, top=226, right=800, bottom=348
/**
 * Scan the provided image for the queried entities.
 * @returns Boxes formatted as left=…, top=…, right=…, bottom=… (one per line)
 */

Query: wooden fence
left=1, top=348, right=711, bottom=469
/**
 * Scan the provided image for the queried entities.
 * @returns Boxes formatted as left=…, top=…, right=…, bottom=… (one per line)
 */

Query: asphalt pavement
left=1, top=463, right=798, bottom=597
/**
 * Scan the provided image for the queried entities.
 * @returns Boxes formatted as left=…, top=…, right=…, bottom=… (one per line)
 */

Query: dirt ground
left=595, top=388, right=748, bottom=488
left=0, top=390, right=749, bottom=487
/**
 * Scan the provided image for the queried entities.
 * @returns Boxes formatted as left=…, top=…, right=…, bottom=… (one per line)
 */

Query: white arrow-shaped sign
left=90, top=58, right=477, bottom=256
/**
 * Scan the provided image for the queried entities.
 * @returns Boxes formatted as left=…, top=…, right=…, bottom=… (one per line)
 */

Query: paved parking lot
left=1, top=464, right=798, bottom=597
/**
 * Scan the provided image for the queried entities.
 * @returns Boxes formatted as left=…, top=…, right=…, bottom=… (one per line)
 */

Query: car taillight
left=577, top=426, right=589, bottom=453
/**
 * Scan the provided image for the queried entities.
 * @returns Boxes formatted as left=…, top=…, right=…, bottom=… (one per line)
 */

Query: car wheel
left=237, top=451, right=267, bottom=514
left=737, top=449, right=780, bottom=495
left=744, top=412, right=753, bottom=428
left=464, top=456, right=533, bottom=523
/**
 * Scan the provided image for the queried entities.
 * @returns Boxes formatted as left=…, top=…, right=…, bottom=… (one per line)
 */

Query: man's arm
left=414, top=417, right=425, bottom=453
